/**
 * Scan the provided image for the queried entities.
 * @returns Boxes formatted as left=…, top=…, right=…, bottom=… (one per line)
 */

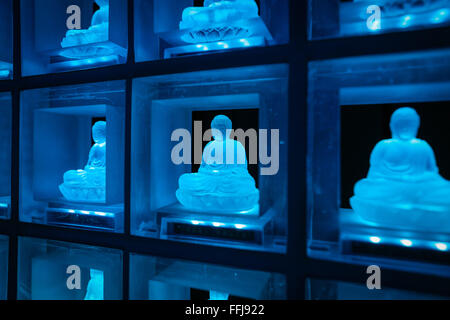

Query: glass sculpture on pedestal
left=350, top=107, right=450, bottom=232
left=160, top=0, right=272, bottom=58
left=176, top=115, right=259, bottom=213
left=60, top=0, right=112, bottom=60
left=59, top=121, right=106, bottom=203
left=179, top=0, right=260, bottom=43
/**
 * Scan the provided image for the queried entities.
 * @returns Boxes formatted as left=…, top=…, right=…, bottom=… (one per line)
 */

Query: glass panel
left=20, top=81, right=126, bottom=232
left=309, top=0, right=450, bottom=39
left=131, top=64, right=288, bottom=253
left=0, top=0, right=13, bottom=79
left=18, top=237, right=122, bottom=300
left=0, top=93, right=12, bottom=220
left=308, top=49, right=450, bottom=275
left=134, top=0, right=289, bottom=61
left=306, top=278, right=449, bottom=300
left=21, top=0, right=128, bottom=76
left=0, top=235, right=8, bottom=300
left=130, top=253, right=286, bottom=300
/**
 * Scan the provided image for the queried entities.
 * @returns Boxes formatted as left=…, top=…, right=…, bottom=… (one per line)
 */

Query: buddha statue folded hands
left=176, top=115, right=259, bottom=213
left=350, top=107, right=450, bottom=231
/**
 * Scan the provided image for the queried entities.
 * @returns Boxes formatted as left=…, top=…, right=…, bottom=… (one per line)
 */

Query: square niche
left=0, top=0, right=13, bottom=79
left=20, top=81, right=125, bottom=232
left=0, top=93, right=12, bottom=220
left=134, top=0, right=289, bottom=61
left=309, top=0, right=450, bottom=39
left=308, top=49, right=450, bottom=276
left=306, top=278, right=449, bottom=300
left=0, top=235, right=7, bottom=300
left=18, top=237, right=122, bottom=300
left=130, top=253, right=286, bottom=300
left=21, top=0, right=128, bottom=76
left=131, top=64, right=288, bottom=253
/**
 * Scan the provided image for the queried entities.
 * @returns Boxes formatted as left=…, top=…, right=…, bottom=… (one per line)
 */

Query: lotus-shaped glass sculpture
left=179, top=0, right=260, bottom=43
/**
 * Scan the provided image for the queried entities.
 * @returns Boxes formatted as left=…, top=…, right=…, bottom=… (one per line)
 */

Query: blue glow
left=431, top=9, right=449, bottom=23
left=435, top=242, right=448, bottom=251
left=0, top=203, right=8, bottom=208
left=0, top=69, right=10, bottom=79
left=400, top=15, right=413, bottom=28
left=176, top=115, right=259, bottom=213
left=234, top=224, right=247, bottom=229
left=59, top=121, right=106, bottom=203
left=400, top=239, right=413, bottom=247
left=350, top=107, right=450, bottom=231
left=212, top=222, right=225, bottom=227
left=209, top=290, right=230, bottom=300
left=369, top=236, right=381, bottom=244
left=191, top=220, right=203, bottom=225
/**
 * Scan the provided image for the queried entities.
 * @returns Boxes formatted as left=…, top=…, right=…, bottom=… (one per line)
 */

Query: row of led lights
left=369, top=236, right=449, bottom=252
left=195, top=38, right=251, bottom=51
left=368, top=8, right=449, bottom=30
left=191, top=220, right=248, bottom=230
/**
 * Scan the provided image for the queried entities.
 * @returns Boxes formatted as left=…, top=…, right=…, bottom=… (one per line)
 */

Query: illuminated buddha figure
left=176, top=115, right=259, bottom=213
left=60, top=0, right=109, bottom=58
left=179, top=0, right=259, bottom=43
left=59, top=121, right=106, bottom=203
left=350, top=107, right=450, bottom=230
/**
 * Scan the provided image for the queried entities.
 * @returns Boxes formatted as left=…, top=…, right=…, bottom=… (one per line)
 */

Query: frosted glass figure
left=176, top=115, right=259, bottom=213
left=60, top=0, right=109, bottom=58
left=179, top=0, right=259, bottom=43
left=84, top=269, right=104, bottom=300
left=350, top=107, right=450, bottom=231
left=59, top=121, right=106, bottom=203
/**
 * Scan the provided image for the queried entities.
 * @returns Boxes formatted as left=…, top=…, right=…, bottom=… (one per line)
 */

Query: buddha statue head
left=390, top=107, right=420, bottom=141
left=211, top=115, right=232, bottom=141
left=92, top=121, right=106, bottom=144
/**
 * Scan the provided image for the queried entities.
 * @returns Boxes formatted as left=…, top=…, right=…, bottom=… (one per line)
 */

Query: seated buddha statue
left=61, top=0, right=110, bottom=58
left=179, top=0, right=259, bottom=43
left=350, top=107, right=450, bottom=231
left=176, top=115, right=259, bottom=213
left=59, top=121, right=106, bottom=203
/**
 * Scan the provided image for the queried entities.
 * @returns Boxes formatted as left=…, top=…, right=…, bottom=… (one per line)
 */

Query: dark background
left=340, top=101, right=450, bottom=208
left=191, top=109, right=259, bottom=187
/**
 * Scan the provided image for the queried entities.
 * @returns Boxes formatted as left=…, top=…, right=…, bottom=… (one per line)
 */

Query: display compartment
left=0, top=93, right=12, bottom=220
left=21, top=0, right=128, bottom=76
left=134, top=0, right=289, bottom=61
left=308, top=49, right=450, bottom=275
left=18, top=237, right=122, bottom=300
left=306, top=278, right=449, bottom=300
left=131, top=64, right=288, bottom=252
left=130, top=253, right=286, bottom=300
left=309, top=0, right=450, bottom=39
left=20, top=81, right=125, bottom=232
left=0, top=236, right=8, bottom=300
left=0, top=0, right=13, bottom=79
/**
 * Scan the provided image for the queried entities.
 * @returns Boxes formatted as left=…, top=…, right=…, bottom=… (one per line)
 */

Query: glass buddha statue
left=179, top=0, right=259, bottom=43
left=176, top=115, right=259, bottom=213
left=59, top=121, right=106, bottom=203
left=60, top=0, right=110, bottom=59
left=350, top=107, right=450, bottom=231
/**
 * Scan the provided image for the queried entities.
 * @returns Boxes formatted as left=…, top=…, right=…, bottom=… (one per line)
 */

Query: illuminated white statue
left=59, top=121, right=106, bottom=203
left=176, top=115, right=259, bottom=213
left=350, top=107, right=450, bottom=230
